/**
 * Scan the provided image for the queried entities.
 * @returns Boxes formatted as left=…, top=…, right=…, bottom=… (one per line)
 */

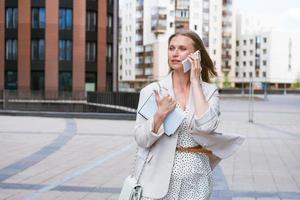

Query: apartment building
left=0, top=0, right=118, bottom=98
left=235, top=31, right=300, bottom=88
left=119, top=0, right=236, bottom=91
left=235, top=14, right=300, bottom=88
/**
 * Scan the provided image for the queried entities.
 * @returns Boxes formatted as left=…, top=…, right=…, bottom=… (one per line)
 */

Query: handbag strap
left=133, top=81, right=161, bottom=183
left=136, top=149, right=150, bottom=183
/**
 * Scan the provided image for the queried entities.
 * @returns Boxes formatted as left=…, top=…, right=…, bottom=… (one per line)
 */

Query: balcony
left=222, top=65, right=231, bottom=72
left=222, top=32, right=232, bottom=38
left=222, top=43, right=232, bottom=49
left=151, top=7, right=167, bottom=35
left=222, top=54, right=232, bottom=60
left=136, top=5, right=143, bottom=11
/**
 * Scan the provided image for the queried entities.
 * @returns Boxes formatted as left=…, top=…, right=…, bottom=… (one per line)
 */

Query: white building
left=235, top=13, right=300, bottom=88
left=235, top=31, right=300, bottom=88
left=119, top=0, right=236, bottom=91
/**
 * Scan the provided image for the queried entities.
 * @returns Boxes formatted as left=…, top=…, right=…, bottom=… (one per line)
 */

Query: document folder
left=138, top=93, right=185, bottom=136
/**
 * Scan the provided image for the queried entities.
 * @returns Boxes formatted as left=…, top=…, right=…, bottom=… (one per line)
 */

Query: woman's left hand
left=187, top=52, right=202, bottom=84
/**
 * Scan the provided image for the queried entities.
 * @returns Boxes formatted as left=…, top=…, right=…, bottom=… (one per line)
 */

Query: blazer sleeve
left=134, top=87, right=165, bottom=148
left=190, top=86, right=220, bottom=135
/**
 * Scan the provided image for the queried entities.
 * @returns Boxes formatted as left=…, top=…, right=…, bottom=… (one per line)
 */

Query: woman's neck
left=172, top=70, right=190, bottom=90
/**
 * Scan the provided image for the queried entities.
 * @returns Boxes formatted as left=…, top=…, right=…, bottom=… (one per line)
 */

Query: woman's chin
left=170, top=64, right=183, bottom=71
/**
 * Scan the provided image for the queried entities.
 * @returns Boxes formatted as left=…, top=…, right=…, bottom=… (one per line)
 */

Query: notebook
left=138, top=93, right=185, bottom=136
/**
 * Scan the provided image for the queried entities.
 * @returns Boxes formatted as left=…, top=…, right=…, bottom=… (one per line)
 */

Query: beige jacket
left=134, top=72, right=245, bottom=199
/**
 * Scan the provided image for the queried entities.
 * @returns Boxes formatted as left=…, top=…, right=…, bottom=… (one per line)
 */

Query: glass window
left=32, top=8, right=45, bottom=29
left=6, top=39, right=17, bottom=60
left=86, top=11, right=97, bottom=31
left=108, top=15, right=112, bottom=28
left=5, top=71, right=17, bottom=90
left=59, top=72, right=72, bottom=91
left=59, top=40, right=72, bottom=61
left=6, top=8, right=18, bottom=29
left=31, top=71, right=44, bottom=90
left=107, top=44, right=112, bottom=63
left=263, top=60, right=267, bottom=66
left=59, top=8, right=72, bottom=30
left=86, top=42, right=96, bottom=62
left=32, top=39, right=45, bottom=60
left=263, top=37, right=267, bottom=43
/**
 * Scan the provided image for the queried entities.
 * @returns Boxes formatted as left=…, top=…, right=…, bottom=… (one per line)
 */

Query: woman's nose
left=172, top=49, right=179, bottom=57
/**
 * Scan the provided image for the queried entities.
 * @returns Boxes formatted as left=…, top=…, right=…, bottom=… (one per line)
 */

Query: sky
left=236, top=0, right=300, bottom=32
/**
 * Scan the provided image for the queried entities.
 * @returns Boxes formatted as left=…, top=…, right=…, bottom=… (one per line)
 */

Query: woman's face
left=168, top=35, right=195, bottom=71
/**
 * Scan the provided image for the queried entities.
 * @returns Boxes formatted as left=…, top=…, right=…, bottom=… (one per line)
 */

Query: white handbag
left=118, top=175, right=142, bottom=200
left=118, top=149, right=150, bottom=200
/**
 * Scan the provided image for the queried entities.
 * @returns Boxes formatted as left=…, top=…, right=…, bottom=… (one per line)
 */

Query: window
left=236, top=61, right=239, bottom=66
left=194, top=25, right=197, bottom=30
left=170, top=22, right=173, bottom=27
left=263, top=60, right=267, bottom=66
left=243, top=61, right=246, bottom=66
left=235, top=72, right=239, bottom=77
left=32, top=39, right=45, bottom=60
left=249, top=61, right=253, bottom=66
left=31, top=71, right=44, bottom=90
left=263, top=37, right=267, bottom=43
left=32, top=8, right=45, bottom=29
left=249, top=72, right=253, bottom=77
left=250, top=50, right=253, bottom=55
left=59, top=40, right=72, bottom=61
left=107, top=15, right=112, bottom=28
left=6, top=39, right=17, bottom=60
left=5, top=71, right=17, bottom=90
left=263, top=71, right=266, bottom=77
left=243, top=40, right=246, bottom=45
left=86, top=11, right=97, bottom=31
left=256, top=71, right=259, bottom=77
left=59, top=72, right=72, bottom=91
left=236, top=51, right=239, bottom=57
left=263, top=49, right=267, bottom=54
left=86, top=42, right=96, bottom=62
left=243, top=72, right=246, bottom=77
left=250, top=39, right=253, bottom=44
left=59, top=8, right=72, bottom=30
left=236, top=40, right=239, bottom=46
left=107, top=44, right=112, bottom=63
left=243, top=51, right=246, bottom=56
left=6, top=8, right=18, bottom=29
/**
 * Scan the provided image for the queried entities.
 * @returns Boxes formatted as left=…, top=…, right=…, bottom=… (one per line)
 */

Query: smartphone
left=182, top=50, right=200, bottom=73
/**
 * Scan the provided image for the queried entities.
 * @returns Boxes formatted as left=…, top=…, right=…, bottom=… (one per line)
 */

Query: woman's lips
left=171, top=59, right=181, bottom=64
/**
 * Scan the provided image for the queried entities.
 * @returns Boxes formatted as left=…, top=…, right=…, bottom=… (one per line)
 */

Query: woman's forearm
left=191, top=80, right=209, bottom=118
left=152, top=111, right=167, bottom=134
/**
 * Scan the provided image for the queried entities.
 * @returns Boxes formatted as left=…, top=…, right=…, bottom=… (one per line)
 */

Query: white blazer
left=134, top=72, right=245, bottom=199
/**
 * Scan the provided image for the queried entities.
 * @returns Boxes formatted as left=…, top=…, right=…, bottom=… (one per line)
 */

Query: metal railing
left=0, top=90, right=140, bottom=113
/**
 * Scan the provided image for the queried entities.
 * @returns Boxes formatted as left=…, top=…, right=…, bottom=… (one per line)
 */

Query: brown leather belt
left=176, top=145, right=212, bottom=154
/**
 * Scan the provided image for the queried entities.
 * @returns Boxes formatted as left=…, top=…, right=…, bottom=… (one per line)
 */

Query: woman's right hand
left=152, top=90, right=176, bottom=134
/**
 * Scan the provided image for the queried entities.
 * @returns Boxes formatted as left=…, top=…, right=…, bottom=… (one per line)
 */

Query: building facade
left=235, top=31, right=300, bottom=89
left=235, top=14, right=300, bottom=89
left=0, top=0, right=118, bottom=98
left=119, top=0, right=236, bottom=91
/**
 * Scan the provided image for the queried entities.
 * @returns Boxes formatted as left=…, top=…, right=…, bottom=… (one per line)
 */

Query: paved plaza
left=0, top=95, right=299, bottom=200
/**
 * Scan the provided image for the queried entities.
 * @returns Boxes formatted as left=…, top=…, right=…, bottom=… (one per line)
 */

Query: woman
left=134, top=30, right=244, bottom=200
